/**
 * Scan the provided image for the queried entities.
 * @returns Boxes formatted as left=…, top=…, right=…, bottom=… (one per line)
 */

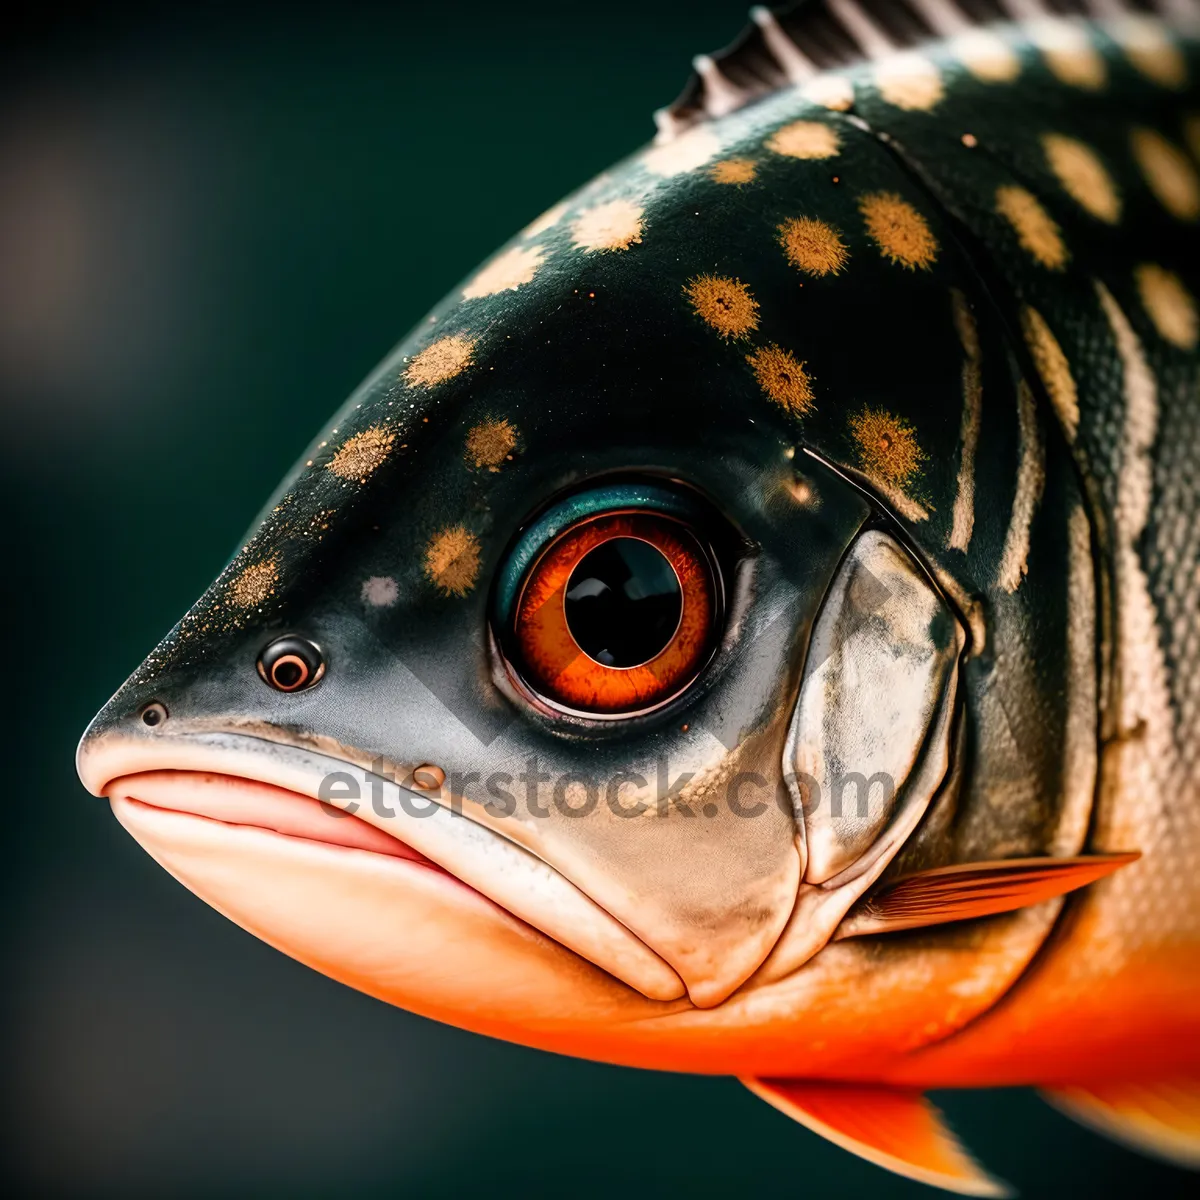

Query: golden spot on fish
left=361, top=576, right=399, bottom=607
left=858, top=192, right=938, bottom=271
left=873, top=54, right=944, bottom=112
left=327, top=425, right=396, bottom=482
left=710, top=158, right=757, bottom=184
left=465, top=418, right=518, bottom=470
left=423, top=526, right=482, bottom=597
left=641, top=127, right=721, bottom=176
left=953, top=30, right=1021, bottom=84
left=227, top=556, right=279, bottom=608
left=849, top=407, right=924, bottom=489
left=570, top=198, right=644, bottom=252
left=462, top=245, right=544, bottom=299
left=1029, top=18, right=1106, bottom=91
left=1135, top=263, right=1199, bottom=350
left=1109, top=16, right=1187, bottom=90
left=801, top=75, right=854, bottom=112
left=1021, top=306, right=1079, bottom=441
left=766, top=120, right=840, bottom=160
left=1131, top=127, right=1200, bottom=221
left=1042, top=134, right=1121, bottom=224
left=684, top=275, right=760, bottom=339
left=746, top=344, right=814, bottom=417
left=995, top=185, right=1069, bottom=270
left=404, top=335, right=475, bottom=387
left=522, top=201, right=568, bottom=239
left=777, top=217, right=849, bottom=277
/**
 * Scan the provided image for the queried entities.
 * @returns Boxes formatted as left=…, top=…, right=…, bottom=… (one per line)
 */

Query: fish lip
left=79, top=723, right=687, bottom=1003
left=107, top=772, right=450, bottom=873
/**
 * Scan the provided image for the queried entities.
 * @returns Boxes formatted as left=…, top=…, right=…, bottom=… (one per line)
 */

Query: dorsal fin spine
left=657, top=0, right=1196, bottom=136
left=906, top=0, right=971, bottom=36
left=751, top=6, right=820, bottom=81
left=692, top=54, right=751, bottom=117
left=1160, top=0, right=1200, bottom=24
left=828, top=0, right=901, bottom=57
left=1088, top=0, right=1131, bottom=18
left=998, top=0, right=1052, bottom=19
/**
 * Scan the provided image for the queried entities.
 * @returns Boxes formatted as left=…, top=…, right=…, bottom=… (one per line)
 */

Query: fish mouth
left=77, top=727, right=993, bottom=1081
left=79, top=728, right=689, bottom=1025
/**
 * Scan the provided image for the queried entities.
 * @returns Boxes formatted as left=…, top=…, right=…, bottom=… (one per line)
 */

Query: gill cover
left=759, top=527, right=966, bottom=979
left=790, top=528, right=963, bottom=884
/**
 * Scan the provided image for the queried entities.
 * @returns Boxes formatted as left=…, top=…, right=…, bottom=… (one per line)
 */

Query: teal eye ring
left=493, top=479, right=738, bottom=718
left=494, top=481, right=705, bottom=628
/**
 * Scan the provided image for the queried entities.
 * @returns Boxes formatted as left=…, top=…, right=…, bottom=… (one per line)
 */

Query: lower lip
left=105, top=769, right=452, bottom=874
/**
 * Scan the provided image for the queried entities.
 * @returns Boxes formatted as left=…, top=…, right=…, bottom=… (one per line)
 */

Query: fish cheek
left=446, top=454, right=876, bottom=1008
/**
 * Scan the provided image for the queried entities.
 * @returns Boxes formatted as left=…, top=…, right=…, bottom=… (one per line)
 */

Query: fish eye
left=257, top=635, right=326, bottom=693
left=495, top=483, right=728, bottom=717
left=140, top=701, right=168, bottom=727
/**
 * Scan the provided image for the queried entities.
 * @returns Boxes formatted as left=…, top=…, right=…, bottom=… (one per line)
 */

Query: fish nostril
left=140, top=702, right=169, bottom=728
left=412, top=764, right=445, bottom=790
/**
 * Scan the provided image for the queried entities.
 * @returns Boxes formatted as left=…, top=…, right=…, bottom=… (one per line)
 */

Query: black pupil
left=273, top=659, right=305, bottom=688
left=142, top=707, right=161, bottom=726
left=564, top=537, right=682, bottom=668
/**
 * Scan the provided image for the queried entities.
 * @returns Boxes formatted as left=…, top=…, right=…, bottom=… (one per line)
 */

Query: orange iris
left=513, top=512, right=715, bottom=714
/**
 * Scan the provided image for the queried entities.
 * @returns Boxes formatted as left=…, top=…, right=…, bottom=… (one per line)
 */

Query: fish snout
left=76, top=686, right=181, bottom=797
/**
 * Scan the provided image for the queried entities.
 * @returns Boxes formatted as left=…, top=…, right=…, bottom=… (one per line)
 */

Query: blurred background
left=2, top=2, right=1192, bottom=1195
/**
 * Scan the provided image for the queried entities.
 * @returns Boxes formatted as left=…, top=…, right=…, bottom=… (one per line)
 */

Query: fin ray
left=1043, top=1080, right=1200, bottom=1167
left=657, top=0, right=1108, bottom=135
left=743, top=1078, right=1011, bottom=1196
left=836, top=852, right=1139, bottom=938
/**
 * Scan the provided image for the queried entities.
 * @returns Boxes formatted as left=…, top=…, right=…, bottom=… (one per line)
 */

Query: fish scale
left=1146, top=353, right=1200, bottom=756
left=836, top=19, right=1200, bottom=1092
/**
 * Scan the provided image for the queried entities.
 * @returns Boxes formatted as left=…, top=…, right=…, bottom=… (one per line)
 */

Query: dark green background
left=2, top=3, right=1191, bottom=1195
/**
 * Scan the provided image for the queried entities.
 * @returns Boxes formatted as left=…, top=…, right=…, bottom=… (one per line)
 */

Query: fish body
left=78, top=3, right=1200, bottom=1190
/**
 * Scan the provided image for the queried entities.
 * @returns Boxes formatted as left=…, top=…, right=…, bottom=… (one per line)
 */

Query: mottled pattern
left=91, top=8, right=1200, bottom=1097
left=844, top=13, right=1200, bottom=1086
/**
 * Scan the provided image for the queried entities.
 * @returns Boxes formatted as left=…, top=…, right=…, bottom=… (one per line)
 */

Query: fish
left=77, top=0, right=1200, bottom=1192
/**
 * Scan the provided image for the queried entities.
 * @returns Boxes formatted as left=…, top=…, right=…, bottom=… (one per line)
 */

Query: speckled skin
left=80, top=16, right=1198, bottom=1088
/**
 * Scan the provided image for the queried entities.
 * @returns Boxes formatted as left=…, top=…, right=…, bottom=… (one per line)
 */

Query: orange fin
left=743, top=1078, right=1011, bottom=1196
left=1042, top=1080, right=1200, bottom=1168
left=836, top=853, right=1140, bottom=938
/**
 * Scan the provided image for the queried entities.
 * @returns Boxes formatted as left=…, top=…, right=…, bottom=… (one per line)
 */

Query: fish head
left=77, top=103, right=1089, bottom=1073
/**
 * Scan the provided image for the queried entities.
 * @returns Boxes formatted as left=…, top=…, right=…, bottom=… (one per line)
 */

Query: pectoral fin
left=836, top=853, right=1140, bottom=939
left=743, top=1078, right=1010, bottom=1197
left=1042, top=1080, right=1200, bottom=1168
